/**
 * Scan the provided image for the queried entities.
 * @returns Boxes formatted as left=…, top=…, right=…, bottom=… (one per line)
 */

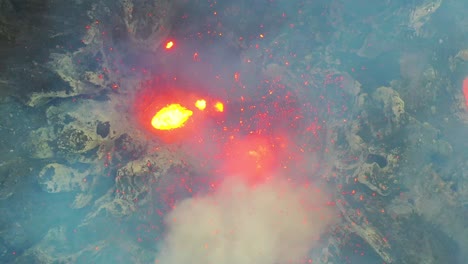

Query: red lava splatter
left=463, top=77, right=468, bottom=109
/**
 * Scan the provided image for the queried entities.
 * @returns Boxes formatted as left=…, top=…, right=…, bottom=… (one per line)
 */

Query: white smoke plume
left=155, top=175, right=336, bottom=264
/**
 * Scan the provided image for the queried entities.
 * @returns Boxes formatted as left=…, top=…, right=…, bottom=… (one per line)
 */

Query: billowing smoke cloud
left=155, top=175, right=336, bottom=264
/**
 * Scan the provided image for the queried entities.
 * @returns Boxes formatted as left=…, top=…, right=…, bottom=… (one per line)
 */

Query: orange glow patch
left=195, top=99, right=207, bottom=111
left=151, top=104, right=193, bottom=130
left=165, top=40, right=174, bottom=49
left=214, top=101, right=224, bottom=112
left=247, top=145, right=269, bottom=169
left=463, top=77, right=468, bottom=109
left=221, top=135, right=276, bottom=185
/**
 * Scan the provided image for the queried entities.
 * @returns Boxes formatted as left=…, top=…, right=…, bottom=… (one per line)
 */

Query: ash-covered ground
left=0, top=0, right=467, bottom=263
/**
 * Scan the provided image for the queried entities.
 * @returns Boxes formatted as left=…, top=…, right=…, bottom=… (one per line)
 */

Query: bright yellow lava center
left=195, top=99, right=206, bottom=110
left=151, top=104, right=193, bottom=130
left=214, top=101, right=224, bottom=112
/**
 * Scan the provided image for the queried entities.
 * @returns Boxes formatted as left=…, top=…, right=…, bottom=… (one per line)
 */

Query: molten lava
left=151, top=103, right=193, bottom=130
left=165, top=40, right=174, bottom=49
left=133, top=80, right=226, bottom=144
left=195, top=99, right=207, bottom=111
left=214, top=101, right=224, bottom=112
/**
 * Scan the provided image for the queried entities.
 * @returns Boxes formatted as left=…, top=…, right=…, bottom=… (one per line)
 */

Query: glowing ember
left=165, top=40, right=174, bottom=49
left=214, top=101, right=224, bottom=112
left=151, top=104, right=193, bottom=130
left=195, top=99, right=207, bottom=111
